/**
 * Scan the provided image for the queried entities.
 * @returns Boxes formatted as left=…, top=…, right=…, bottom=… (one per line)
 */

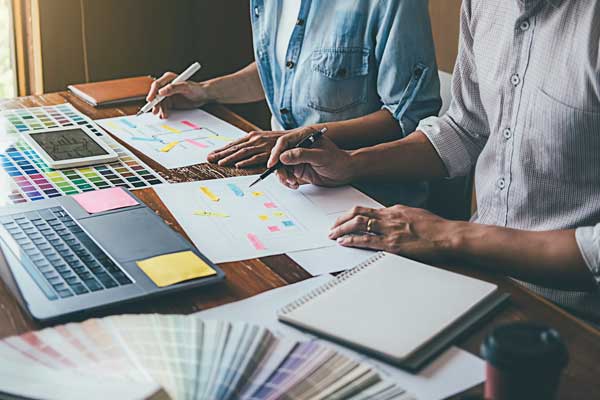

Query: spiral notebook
left=278, top=252, right=509, bottom=371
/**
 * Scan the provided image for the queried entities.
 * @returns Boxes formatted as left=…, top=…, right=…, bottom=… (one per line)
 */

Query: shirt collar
left=519, top=0, right=562, bottom=8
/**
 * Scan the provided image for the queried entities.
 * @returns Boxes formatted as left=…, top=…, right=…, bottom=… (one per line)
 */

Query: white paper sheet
left=287, top=245, right=376, bottom=276
left=154, top=177, right=382, bottom=263
left=195, top=276, right=486, bottom=400
left=97, top=109, right=247, bottom=169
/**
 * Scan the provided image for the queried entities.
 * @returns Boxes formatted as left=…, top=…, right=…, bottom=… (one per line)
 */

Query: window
left=0, top=0, right=16, bottom=99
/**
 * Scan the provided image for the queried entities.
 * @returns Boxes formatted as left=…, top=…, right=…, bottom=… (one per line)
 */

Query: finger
left=147, top=72, right=176, bottom=101
left=207, top=135, right=252, bottom=161
left=336, top=234, right=386, bottom=251
left=276, top=168, right=300, bottom=189
left=331, top=206, right=379, bottom=229
left=268, top=132, right=305, bottom=168
left=217, top=146, right=263, bottom=167
left=158, top=98, right=172, bottom=119
left=280, top=148, right=327, bottom=166
left=328, top=215, right=373, bottom=239
left=158, top=81, right=192, bottom=98
left=235, top=153, right=269, bottom=168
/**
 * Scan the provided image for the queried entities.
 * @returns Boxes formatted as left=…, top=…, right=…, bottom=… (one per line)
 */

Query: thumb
left=158, top=82, right=192, bottom=97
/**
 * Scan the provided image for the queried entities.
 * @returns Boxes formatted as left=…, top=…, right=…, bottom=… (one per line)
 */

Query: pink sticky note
left=247, top=233, right=266, bottom=250
left=185, top=138, right=209, bottom=149
left=182, top=120, right=201, bottom=130
left=73, top=187, right=138, bottom=214
left=267, top=226, right=280, bottom=232
left=264, top=202, right=277, bottom=209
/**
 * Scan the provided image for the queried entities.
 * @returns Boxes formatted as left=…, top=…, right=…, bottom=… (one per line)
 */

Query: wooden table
left=1, top=92, right=599, bottom=400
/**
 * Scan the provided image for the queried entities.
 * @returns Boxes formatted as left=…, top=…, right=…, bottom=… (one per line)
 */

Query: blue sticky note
left=282, top=220, right=295, bottom=227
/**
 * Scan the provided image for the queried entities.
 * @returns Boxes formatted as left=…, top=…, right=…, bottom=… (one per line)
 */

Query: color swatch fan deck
left=0, top=104, right=165, bottom=205
left=0, top=314, right=415, bottom=400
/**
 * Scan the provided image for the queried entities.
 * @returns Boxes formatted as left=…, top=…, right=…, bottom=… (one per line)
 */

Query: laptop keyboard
left=0, top=207, right=132, bottom=300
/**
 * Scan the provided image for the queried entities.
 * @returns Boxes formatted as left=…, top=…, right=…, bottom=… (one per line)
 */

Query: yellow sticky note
left=258, top=214, right=269, bottom=221
left=200, top=186, right=220, bottom=202
left=160, top=141, right=180, bottom=152
left=273, top=211, right=285, bottom=218
left=194, top=210, right=229, bottom=218
left=162, top=125, right=181, bottom=134
left=136, top=251, right=216, bottom=287
left=251, top=191, right=264, bottom=197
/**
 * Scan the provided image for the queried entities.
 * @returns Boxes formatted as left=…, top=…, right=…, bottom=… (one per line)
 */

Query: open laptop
left=0, top=189, right=224, bottom=322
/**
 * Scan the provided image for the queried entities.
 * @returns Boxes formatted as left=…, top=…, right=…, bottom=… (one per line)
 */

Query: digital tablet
left=21, top=126, right=119, bottom=169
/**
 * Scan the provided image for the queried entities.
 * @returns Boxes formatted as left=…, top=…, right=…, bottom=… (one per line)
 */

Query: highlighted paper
left=185, top=139, right=208, bottom=149
left=73, top=187, right=138, bottom=214
left=273, top=211, right=285, bottom=218
left=182, top=120, right=201, bottom=130
left=258, top=215, right=269, bottom=221
left=120, top=119, right=136, bottom=129
left=227, top=183, right=245, bottom=197
left=247, top=234, right=266, bottom=250
left=268, top=226, right=280, bottom=232
left=200, top=186, right=220, bottom=202
left=264, top=202, right=277, bottom=209
left=252, top=192, right=264, bottom=197
left=132, top=137, right=162, bottom=142
left=136, top=251, right=216, bottom=287
left=283, top=220, right=295, bottom=227
left=194, top=210, right=229, bottom=218
left=160, top=141, right=180, bottom=152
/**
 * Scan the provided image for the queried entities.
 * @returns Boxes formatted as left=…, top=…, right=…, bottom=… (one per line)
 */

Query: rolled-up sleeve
left=576, top=225, right=600, bottom=287
left=374, top=0, right=441, bottom=135
left=417, top=0, right=490, bottom=178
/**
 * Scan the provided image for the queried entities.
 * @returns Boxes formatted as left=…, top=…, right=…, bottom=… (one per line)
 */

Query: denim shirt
left=250, top=0, right=441, bottom=136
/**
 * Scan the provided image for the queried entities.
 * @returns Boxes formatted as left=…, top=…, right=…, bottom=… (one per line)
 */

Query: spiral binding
left=278, top=252, right=387, bottom=315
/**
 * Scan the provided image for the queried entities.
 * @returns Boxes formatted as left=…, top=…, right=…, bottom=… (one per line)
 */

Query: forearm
left=311, top=110, right=403, bottom=150
left=446, top=222, right=595, bottom=291
left=203, top=62, right=265, bottom=104
left=348, top=130, right=448, bottom=182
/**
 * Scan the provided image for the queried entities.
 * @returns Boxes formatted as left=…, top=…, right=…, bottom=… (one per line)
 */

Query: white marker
left=136, top=62, right=202, bottom=116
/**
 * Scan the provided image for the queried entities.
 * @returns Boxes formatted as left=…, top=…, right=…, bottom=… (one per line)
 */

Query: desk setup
left=0, top=89, right=599, bottom=400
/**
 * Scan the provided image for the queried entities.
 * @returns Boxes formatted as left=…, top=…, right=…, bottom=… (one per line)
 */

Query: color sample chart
left=0, top=315, right=413, bottom=399
left=0, top=104, right=166, bottom=205
left=97, top=109, right=247, bottom=169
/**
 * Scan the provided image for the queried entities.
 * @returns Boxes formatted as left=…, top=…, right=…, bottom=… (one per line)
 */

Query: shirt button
left=286, top=61, right=295, bottom=69
left=503, top=128, right=512, bottom=139
left=511, top=74, right=521, bottom=86
left=296, top=18, right=304, bottom=26
left=254, top=6, right=259, bottom=17
left=280, top=108, right=289, bottom=115
left=497, top=178, right=506, bottom=189
left=520, top=20, right=530, bottom=31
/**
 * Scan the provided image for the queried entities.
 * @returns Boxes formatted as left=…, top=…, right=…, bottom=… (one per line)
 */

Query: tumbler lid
left=481, top=323, right=568, bottom=371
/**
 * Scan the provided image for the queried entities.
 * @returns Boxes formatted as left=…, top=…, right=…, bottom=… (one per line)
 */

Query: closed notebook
left=278, top=252, right=508, bottom=371
left=68, top=76, right=154, bottom=107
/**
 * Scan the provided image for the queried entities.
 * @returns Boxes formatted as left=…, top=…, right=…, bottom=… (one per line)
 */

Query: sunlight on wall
left=0, top=0, right=16, bottom=99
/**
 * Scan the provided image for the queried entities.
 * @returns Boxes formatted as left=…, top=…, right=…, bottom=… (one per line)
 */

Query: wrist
left=199, top=79, right=222, bottom=103
left=442, top=220, right=479, bottom=260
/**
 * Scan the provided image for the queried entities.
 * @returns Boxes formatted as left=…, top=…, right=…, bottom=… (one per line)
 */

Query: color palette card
left=153, top=176, right=383, bottom=263
left=97, top=109, right=247, bottom=169
left=0, top=315, right=414, bottom=400
left=0, top=104, right=166, bottom=206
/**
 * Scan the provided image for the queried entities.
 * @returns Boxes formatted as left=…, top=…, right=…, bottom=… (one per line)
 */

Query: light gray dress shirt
left=418, top=0, right=600, bottom=320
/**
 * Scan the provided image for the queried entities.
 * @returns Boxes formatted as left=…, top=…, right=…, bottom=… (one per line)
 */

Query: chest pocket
left=308, top=48, right=369, bottom=113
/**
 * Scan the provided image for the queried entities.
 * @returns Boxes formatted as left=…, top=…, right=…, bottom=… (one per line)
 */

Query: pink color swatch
left=73, top=187, right=138, bottom=214
left=267, top=226, right=280, bottom=232
left=264, top=202, right=277, bottom=209
left=185, top=139, right=209, bottom=149
left=247, top=233, right=266, bottom=250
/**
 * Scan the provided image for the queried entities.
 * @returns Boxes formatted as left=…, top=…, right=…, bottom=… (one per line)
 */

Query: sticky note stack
left=0, top=315, right=415, bottom=400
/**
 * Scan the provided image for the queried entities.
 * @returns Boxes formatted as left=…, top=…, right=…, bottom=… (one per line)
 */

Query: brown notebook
left=68, top=76, right=154, bottom=107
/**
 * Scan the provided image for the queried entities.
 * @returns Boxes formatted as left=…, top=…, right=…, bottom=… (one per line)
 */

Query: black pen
left=248, top=127, right=328, bottom=188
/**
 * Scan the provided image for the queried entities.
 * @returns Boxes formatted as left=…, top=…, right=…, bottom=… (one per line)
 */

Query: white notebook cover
left=278, top=252, right=497, bottom=362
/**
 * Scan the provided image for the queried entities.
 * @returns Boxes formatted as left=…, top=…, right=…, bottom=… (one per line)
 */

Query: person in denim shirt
left=147, top=0, right=440, bottom=204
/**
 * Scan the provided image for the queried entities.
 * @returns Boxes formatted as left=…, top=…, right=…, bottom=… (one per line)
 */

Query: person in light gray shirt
left=266, top=0, right=600, bottom=322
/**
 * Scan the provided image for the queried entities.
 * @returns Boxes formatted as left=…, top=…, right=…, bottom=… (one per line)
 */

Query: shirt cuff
left=417, top=116, right=474, bottom=178
left=576, top=225, right=600, bottom=288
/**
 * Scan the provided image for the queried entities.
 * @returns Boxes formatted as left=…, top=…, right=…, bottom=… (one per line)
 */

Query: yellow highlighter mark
left=194, top=210, right=229, bottom=218
left=160, top=141, right=180, bottom=152
left=258, top=214, right=269, bottom=221
left=136, top=251, right=216, bottom=287
left=273, top=211, right=286, bottom=218
left=207, top=134, right=233, bottom=142
left=251, top=191, right=264, bottom=197
left=162, top=124, right=181, bottom=134
left=200, top=186, right=220, bottom=202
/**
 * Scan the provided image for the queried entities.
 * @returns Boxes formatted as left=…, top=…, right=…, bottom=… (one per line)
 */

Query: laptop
left=0, top=189, right=224, bottom=322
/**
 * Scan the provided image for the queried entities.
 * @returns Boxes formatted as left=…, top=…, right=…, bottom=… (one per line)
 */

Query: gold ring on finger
left=366, top=218, right=375, bottom=234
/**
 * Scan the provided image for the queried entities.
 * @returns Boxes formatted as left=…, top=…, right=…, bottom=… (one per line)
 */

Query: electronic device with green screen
left=21, top=126, right=119, bottom=169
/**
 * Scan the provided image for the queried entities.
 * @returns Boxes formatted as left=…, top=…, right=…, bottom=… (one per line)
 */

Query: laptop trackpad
left=79, top=208, right=190, bottom=262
